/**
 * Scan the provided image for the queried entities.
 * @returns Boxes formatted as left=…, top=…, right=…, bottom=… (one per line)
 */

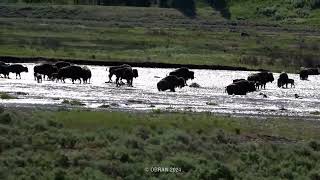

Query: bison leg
left=116, top=77, right=120, bottom=87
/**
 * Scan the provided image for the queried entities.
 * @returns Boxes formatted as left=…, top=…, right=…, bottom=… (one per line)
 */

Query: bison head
left=23, top=67, right=28, bottom=73
left=133, top=69, right=138, bottom=78
left=188, top=71, right=195, bottom=80
left=267, top=72, right=274, bottom=82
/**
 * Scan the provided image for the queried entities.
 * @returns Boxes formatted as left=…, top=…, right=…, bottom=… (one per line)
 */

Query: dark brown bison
left=113, top=67, right=138, bottom=87
left=0, top=64, right=9, bottom=78
left=8, top=64, right=28, bottom=79
left=57, top=65, right=83, bottom=84
left=226, top=80, right=256, bottom=95
left=277, top=72, right=289, bottom=88
left=247, top=71, right=274, bottom=89
left=81, top=67, right=92, bottom=84
left=169, top=67, right=194, bottom=84
left=299, top=68, right=319, bottom=80
left=34, top=64, right=58, bottom=80
left=107, top=64, right=131, bottom=82
left=157, top=75, right=185, bottom=92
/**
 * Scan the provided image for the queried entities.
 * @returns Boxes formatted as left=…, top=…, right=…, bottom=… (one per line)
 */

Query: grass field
left=1, top=108, right=320, bottom=179
left=0, top=3, right=320, bottom=72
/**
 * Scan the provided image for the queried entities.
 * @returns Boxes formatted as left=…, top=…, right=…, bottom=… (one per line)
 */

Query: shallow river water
left=0, top=63, right=320, bottom=118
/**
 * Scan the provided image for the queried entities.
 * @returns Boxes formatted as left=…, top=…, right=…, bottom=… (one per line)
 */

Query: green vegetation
left=61, top=99, right=85, bottom=106
left=0, top=1, right=320, bottom=72
left=1, top=108, right=320, bottom=179
left=0, top=92, right=18, bottom=99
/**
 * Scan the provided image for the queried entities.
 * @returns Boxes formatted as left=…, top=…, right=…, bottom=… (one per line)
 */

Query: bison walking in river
left=226, top=80, right=256, bottom=95
left=58, top=65, right=83, bottom=84
left=247, top=71, right=274, bottom=89
left=157, top=75, right=185, bottom=92
left=107, top=64, right=132, bottom=82
left=81, top=67, right=92, bottom=84
left=8, top=64, right=28, bottom=79
left=113, top=67, right=138, bottom=87
left=0, top=64, right=9, bottom=78
left=169, top=67, right=194, bottom=84
left=277, top=72, right=294, bottom=88
left=34, top=64, right=58, bottom=80
left=57, top=66, right=92, bottom=84
left=299, top=68, right=319, bottom=80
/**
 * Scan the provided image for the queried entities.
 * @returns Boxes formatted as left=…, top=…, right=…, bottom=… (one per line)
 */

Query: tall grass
left=1, top=109, right=320, bottom=179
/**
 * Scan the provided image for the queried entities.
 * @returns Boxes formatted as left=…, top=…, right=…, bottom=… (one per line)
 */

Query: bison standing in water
left=107, top=64, right=131, bottom=82
left=81, top=67, right=92, bottom=84
left=113, top=67, right=138, bottom=87
left=169, top=67, right=194, bottom=84
left=226, top=80, right=256, bottom=95
left=57, top=66, right=92, bottom=84
left=247, top=71, right=274, bottom=89
left=299, top=68, right=319, bottom=80
left=0, top=64, right=9, bottom=78
left=8, top=64, right=28, bottom=79
left=57, top=65, right=83, bottom=84
left=157, top=75, right=185, bottom=92
left=277, top=72, right=295, bottom=88
left=34, top=64, right=58, bottom=80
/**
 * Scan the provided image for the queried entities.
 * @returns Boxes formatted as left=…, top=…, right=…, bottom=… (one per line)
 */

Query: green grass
left=61, top=99, right=85, bottom=106
left=2, top=108, right=320, bottom=179
left=0, top=4, right=319, bottom=72
left=0, top=92, right=17, bottom=99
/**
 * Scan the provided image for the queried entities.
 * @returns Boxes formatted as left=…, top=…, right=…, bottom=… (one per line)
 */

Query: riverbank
left=1, top=107, right=320, bottom=179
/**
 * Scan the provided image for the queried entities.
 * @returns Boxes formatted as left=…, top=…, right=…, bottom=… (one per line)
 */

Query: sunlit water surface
left=0, top=63, right=320, bottom=118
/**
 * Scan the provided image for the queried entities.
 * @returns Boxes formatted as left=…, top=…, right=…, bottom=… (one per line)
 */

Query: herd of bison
left=0, top=61, right=318, bottom=95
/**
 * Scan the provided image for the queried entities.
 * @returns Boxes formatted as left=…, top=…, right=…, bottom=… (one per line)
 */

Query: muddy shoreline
left=0, top=55, right=265, bottom=71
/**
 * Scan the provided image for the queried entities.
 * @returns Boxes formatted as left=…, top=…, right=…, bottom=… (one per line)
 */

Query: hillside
left=0, top=1, right=320, bottom=72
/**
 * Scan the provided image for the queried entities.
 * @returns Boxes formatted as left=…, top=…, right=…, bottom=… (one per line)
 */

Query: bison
left=169, top=67, right=194, bottom=84
left=8, top=64, right=28, bottom=79
left=299, top=68, right=319, bottom=80
left=247, top=71, right=274, bottom=89
left=107, top=64, right=132, bottom=82
left=277, top=72, right=294, bottom=88
left=226, top=80, right=256, bottom=95
left=57, top=65, right=83, bottom=84
left=113, top=67, right=138, bottom=87
left=81, top=67, right=92, bottom=84
left=157, top=75, right=185, bottom=92
left=0, top=64, right=9, bottom=78
left=34, top=64, right=58, bottom=80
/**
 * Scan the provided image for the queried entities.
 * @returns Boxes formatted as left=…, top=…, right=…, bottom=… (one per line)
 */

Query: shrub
left=0, top=113, right=12, bottom=125
left=291, top=0, right=308, bottom=8
left=310, top=0, right=320, bottom=9
left=61, top=99, right=85, bottom=106
left=0, top=92, right=17, bottom=99
left=256, top=6, right=277, bottom=17
left=309, top=140, right=320, bottom=151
